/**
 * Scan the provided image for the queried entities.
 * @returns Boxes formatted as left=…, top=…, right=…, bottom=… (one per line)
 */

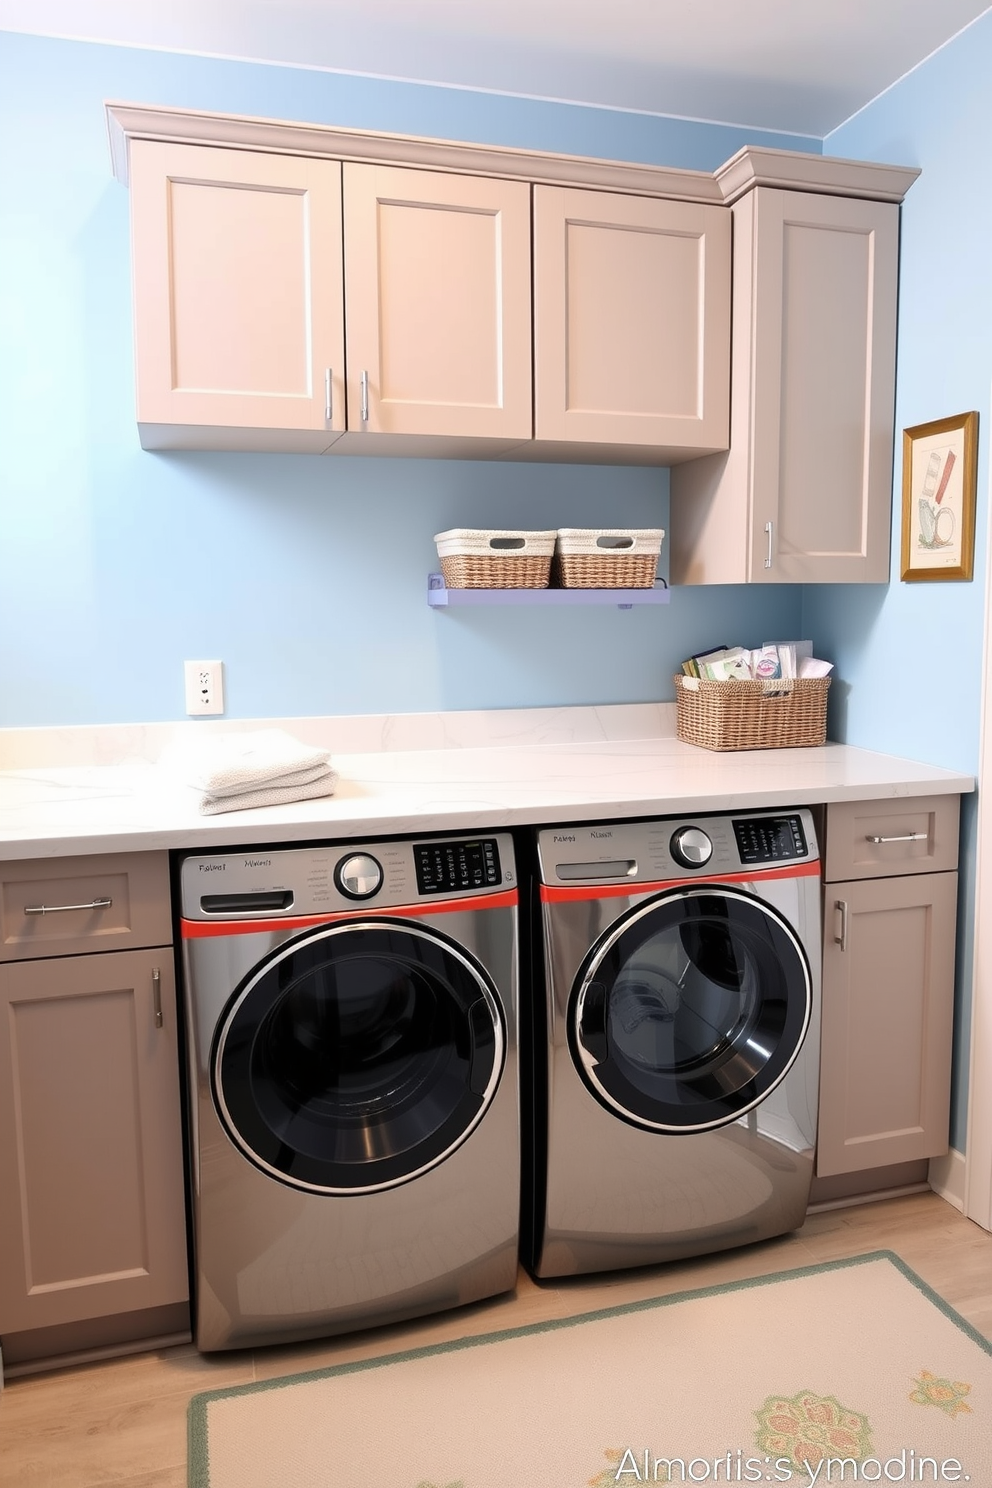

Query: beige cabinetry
left=117, top=109, right=737, bottom=461
left=0, top=853, right=188, bottom=1370
left=532, top=187, right=729, bottom=456
left=341, top=164, right=532, bottom=445
left=114, top=109, right=917, bottom=497
left=817, top=797, right=959, bottom=1178
left=670, top=189, right=900, bottom=583
left=130, top=140, right=346, bottom=452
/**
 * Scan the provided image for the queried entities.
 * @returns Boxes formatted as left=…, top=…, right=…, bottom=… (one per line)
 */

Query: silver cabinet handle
left=865, top=832, right=926, bottom=844
left=834, top=899, right=848, bottom=953
left=360, top=370, right=369, bottom=424
left=152, top=967, right=163, bottom=1029
left=764, top=521, right=774, bottom=570
left=324, top=368, right=333, bottom=424
left=24, top=896, right=112, bottom=916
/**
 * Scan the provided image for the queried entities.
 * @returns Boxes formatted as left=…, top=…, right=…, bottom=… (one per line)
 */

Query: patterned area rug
left=188, top=1252, right=991, bottom=1487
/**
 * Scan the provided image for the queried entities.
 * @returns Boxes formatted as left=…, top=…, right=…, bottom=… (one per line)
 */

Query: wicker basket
left=433, top=529, right=556, bottom=588
left=674, top=674, right=831, bottom=751
left=555, top=529, right=664, bottom=588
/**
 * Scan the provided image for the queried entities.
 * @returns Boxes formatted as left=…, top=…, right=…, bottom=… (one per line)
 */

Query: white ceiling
left=1, top=0, right=990, bottom=136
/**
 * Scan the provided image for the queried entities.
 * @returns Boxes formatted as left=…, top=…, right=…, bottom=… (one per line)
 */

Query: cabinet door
left=129, top=140, right=345, bottom=448
left=670, top=189, right=898, bottom=584
left=533, top=187, right=730, bottom=451
left=817, top=872, right=957, bottom=1177
left=0, top=949, right=188, bottom=1334
left=342, top=164, right=532, bottom=440
left=749, top=189, right=898, bottom=582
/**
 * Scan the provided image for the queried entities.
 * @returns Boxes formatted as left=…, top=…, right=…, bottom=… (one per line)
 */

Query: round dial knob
left=670, top=826, right=714, bottom=869
left=334, top=853, right=383, bottom=900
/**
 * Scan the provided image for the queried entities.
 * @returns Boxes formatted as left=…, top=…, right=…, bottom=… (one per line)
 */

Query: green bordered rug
left=188, top=1251, right=992, bottom=1487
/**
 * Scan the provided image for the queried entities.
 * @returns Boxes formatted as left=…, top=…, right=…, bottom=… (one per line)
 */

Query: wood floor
left=1, top=1190, right=990, bottom=1488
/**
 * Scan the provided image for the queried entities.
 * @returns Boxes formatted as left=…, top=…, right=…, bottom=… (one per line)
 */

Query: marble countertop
left=0, top=704, right=973, bottom=861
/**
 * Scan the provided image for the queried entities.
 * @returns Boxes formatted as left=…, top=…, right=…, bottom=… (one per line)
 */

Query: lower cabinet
left=0, top=855, right=188, bottom=1368
left=817, top=797, right=960, bottom=1178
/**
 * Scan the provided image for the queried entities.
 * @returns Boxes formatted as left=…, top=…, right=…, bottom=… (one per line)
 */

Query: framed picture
left=901, top=410, right=979, bottom=581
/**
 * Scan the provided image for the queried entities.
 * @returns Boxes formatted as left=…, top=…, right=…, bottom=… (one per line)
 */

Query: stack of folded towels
left=167, top=729, right=339, bottom=815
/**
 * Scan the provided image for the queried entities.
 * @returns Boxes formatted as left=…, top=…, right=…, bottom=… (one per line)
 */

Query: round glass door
left=213, top=920, right=505, bottom=1194
left=569, top=886, right=811, bottom=1133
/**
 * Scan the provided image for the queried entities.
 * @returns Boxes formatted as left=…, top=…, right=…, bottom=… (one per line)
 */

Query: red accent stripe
left=540, top=859, right=820, bottom=904
left=181, top=886, right=518, bottom=938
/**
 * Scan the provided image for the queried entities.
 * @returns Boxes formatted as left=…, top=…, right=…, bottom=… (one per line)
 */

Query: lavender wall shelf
left=428, top=573, right=670, bottom=610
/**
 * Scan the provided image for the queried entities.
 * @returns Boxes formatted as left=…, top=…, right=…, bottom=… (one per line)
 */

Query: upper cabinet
left=340, top=164, right=533, bottom=449
left=110, top=106, right=917, bottom=502
left=129, top=140, right=345, bottom=452
left=533, top=187, right=729, bottom=457
left=670, top=184, right=901, bottom=584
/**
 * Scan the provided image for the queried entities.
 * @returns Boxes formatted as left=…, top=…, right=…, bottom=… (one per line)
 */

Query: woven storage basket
left=674, top=674, right=831, bottom=751
left=433, top=529, right=556, bottom=589
left=555, top=529, right=664, bottom=588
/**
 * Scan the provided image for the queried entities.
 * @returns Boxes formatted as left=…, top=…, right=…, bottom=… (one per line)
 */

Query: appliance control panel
left=732, top=814, right=808, bottom=864
left=537, top=809, right=818, bottom=886
left=180, top=832, right=515, bottom=919
left=414, top=838, right=502, bottom=895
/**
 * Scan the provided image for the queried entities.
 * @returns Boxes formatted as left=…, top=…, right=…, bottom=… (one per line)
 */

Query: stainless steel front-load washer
left=527, top=809, right=821, bottom=1279
left=180, top=832, right=519, bottom=1350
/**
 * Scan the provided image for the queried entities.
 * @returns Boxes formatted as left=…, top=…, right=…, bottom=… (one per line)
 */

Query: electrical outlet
left=184, top=660, right=225, bottom=716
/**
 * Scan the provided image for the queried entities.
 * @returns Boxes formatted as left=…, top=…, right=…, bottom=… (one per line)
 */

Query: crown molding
left=715, top=144, right=920, bottom=204
left=106, top=103, right=920, bottom=207
left=105, top=101, right=724, bottom=203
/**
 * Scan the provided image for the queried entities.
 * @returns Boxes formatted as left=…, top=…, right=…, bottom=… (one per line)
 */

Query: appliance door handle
left=577, top=981, right=609, bottom=1063
left=467, top=999, right=496, bottom=1094
left=834, top=899, right=848, bottom=953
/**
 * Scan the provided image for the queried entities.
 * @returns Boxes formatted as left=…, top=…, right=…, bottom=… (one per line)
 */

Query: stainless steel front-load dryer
left=527, top=810, right=821, bottom=1279
left=180, top=832, right=519, bottom=1351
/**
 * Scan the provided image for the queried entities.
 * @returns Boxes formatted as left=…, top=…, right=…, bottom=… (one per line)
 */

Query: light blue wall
left=805, top=12, right=992, bottom=1148
left=0, top=31, right=817, bottom=727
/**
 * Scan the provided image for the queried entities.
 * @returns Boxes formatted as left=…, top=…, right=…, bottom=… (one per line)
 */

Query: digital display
left=733, top=815, right=808, bottom=865
left=414, top=839, right=502, bottom=894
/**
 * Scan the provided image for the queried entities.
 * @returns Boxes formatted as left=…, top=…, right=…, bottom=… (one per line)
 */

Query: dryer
left=180, top=831, right=519, bottom=1350
left=527, top=809, right=820, bottom=1279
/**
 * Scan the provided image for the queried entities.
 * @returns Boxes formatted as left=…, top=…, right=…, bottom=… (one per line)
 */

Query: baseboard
left=928, top=1147, right=966, bottom=1211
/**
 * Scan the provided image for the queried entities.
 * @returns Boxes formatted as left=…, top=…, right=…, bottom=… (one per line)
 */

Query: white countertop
left=0, top=704, right=973, bottom=860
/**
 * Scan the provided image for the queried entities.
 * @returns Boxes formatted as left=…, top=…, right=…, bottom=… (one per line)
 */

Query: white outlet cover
left=184, top=659, right=225, bottom=716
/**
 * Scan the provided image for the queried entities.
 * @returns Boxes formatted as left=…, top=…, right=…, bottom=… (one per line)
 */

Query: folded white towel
left=164, top=729, right=333, bottom=794
left=205, top=760, right=332, bottom=800
left=198, top=767, right=339, bottom=816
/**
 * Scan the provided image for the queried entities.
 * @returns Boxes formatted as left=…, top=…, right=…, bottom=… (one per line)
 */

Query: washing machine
left=526, top=809, right=821, bottom=1279
left=179, top=831, right=520, bottom=1351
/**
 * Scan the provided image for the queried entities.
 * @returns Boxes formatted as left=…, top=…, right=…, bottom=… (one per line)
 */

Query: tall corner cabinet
left=670, top=180, right=904, bottom=584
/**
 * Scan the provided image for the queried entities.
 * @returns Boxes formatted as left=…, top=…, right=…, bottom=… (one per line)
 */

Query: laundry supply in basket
left=675, top=642, right=834, bottom=750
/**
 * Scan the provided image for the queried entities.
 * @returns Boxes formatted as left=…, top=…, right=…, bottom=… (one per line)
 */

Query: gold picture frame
left=901, top=410, right=979, bottom=581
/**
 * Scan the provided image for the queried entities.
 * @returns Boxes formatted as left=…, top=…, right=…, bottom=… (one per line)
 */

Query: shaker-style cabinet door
left=817, top=872, right=957, bottom=1177
left=670, top=188, right=899, bottom=583
left=342, top=164, right=532, bottom=441
left=0, top=949, right=188, bottom=1336
left=747, top=189, right=899, bottom=582
left=129, top=140, right=345, bottom=450
left=532, top=186, right=730, bottom=452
